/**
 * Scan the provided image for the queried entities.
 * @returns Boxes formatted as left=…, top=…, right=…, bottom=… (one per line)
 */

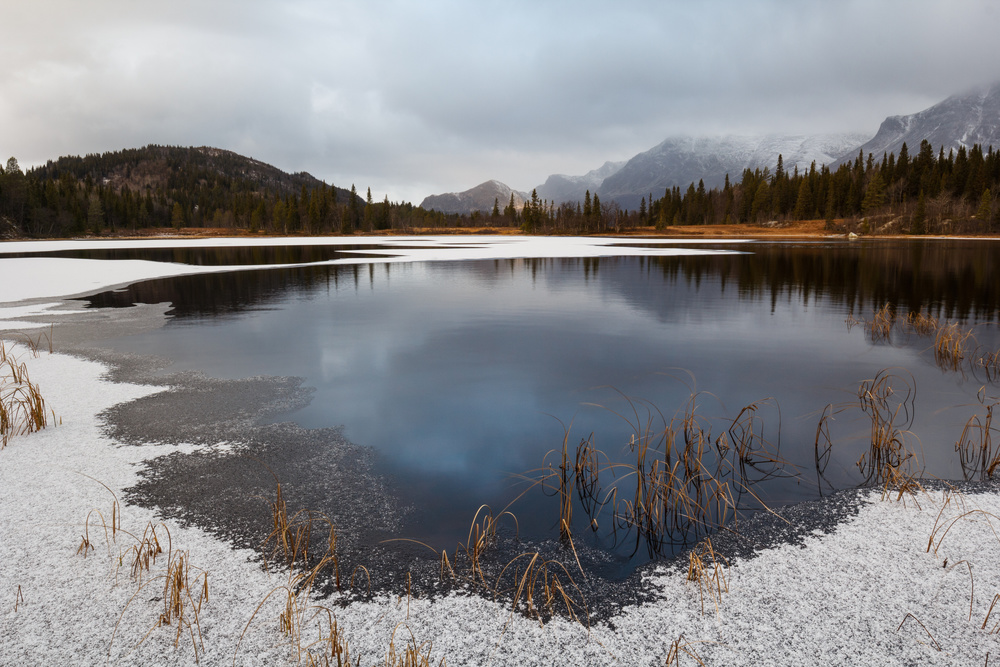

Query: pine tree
left=861, top=171, right=886, bottom=214
left=170, top=201, right=185, bottom=229
left=977, top=188, right=993, bottom=230
left=88, top=196, right=105, bottom=232
left=911, top=190, right=926, bottom=235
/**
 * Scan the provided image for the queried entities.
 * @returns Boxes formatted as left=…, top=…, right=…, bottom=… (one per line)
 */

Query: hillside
left=533, top=160, right=626, bottom=206
left=835, top=82, right=1000, bottom=167
left=31, top=145, right=357, bottom=205
left=1, top=145, right=375, bottom=237
left=598, top=133, right=870, bottom=210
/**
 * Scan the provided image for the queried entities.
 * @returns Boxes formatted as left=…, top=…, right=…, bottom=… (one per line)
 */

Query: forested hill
left=33, top=145, right=334, bottom=198
left=0, top=145, right=397, bottom=237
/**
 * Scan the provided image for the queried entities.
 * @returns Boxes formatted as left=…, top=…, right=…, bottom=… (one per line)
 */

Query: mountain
left=834, top=82, right=1000, bottom=167
left=32, top=144, right=357, bottom=203
left=533, top=160, right=626, bottom=205
left=598, top=133, right=870, bottom=210
left=420, top=180, right=529, bottom=215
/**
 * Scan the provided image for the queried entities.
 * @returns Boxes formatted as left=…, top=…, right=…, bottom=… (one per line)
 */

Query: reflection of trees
left=636, top=241, right=999, bottom=320
left=19, top=244, right=378, bottom=266
left=82, top=240, right=1000, bottom=322
left=83, top=264, right=365, bottom=318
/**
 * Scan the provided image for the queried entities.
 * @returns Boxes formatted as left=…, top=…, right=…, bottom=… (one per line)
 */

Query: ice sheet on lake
left=0, top=235, right=747, bottom=304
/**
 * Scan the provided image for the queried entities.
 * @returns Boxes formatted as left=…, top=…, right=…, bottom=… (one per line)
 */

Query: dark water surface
left=86, top=239, right=1000, bottom=567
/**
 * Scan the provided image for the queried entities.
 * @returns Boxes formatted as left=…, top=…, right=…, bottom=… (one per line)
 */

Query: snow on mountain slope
left=833, top=82, right=1000, bottom=166
left=534, top=160, right=626, bottom=205
left=599, top=133, right=870, bottom=210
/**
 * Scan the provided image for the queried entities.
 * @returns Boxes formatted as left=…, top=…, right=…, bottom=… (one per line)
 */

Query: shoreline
left=3, top=238, right=1000, bottom=664
left=4, top=338, right=1000, bottom=664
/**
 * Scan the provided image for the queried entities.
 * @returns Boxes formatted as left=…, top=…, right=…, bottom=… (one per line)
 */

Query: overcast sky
left=3, top=1, right=1000, bottom=203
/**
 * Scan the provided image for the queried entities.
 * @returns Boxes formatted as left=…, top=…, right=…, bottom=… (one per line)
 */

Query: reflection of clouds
left=318, top=347, right=352, bottom=381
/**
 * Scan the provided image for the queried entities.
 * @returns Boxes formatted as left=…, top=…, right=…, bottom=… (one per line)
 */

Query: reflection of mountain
left=83, top=241, right=1000, bottom=322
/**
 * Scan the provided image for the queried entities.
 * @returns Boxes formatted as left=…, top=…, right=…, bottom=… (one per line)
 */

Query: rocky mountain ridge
left=419, top=179, right=529, bottom=215
left=833, top=82, right=1000, bottom=167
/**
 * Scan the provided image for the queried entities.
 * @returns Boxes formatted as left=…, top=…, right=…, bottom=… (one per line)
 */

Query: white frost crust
left=2, top=344, right=1000, bottom=665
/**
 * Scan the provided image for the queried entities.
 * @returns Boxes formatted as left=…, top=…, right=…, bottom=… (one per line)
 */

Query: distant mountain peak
left=534, top=160, right=627, bottom=205
left=598, top=132, right=869, bottom=210
left=835, top=81, right=1000, bottom=166
left=420, top=180, right=529, bottom=215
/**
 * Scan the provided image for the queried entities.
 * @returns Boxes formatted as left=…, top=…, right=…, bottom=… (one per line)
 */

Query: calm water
left=86, top=239, right=1000, bottom=560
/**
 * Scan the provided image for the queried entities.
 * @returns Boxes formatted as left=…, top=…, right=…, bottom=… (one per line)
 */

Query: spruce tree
left=911, top=191, right=926, bottom=235
left=977, top=188, right=993, bottom=230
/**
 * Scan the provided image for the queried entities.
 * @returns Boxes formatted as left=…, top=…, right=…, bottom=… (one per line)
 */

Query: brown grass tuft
left=866, top=303, right=896, bottom=342
left=665, top=633, right=708, bottom=666
left=906, top=310, right=940, bottom=336
left=0, top=341, right=53, bottom=449
left=686, top=538, right=729, bottom=616
left=935, top=323, right=976, bottom=370
left=382, top=624, right=442, bottom=667
left=855, top=370, right=921, bottom=495
left=956, top=402, right=1000, bottom=481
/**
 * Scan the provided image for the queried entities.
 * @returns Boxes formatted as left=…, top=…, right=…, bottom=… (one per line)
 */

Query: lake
left=73, top=237, right=1000, bottom=570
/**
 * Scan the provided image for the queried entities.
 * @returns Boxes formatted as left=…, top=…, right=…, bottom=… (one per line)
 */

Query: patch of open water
left=81, top=238, right=1000, bottom=577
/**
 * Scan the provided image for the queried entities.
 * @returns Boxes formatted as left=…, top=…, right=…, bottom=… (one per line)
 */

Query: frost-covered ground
left=2, top=236, right=1000, bottom=665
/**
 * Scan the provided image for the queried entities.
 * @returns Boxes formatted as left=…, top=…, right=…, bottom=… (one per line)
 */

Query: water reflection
left=86, top=239, right=1000, bottom=565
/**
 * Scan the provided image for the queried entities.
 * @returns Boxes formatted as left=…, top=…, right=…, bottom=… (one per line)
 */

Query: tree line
left=0, top=146, right=453, bottom=237
left=451, top=140, right=999, bottom=234
left=1, top=141, right=998, bottom=237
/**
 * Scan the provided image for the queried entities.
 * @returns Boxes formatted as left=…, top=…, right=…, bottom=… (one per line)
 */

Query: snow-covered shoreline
left=4, top=342, right=1000, bottom=665
left=3, top=236, right=1000, bottom=665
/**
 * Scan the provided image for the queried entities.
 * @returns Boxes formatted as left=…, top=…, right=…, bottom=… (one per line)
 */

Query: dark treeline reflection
left=82, top=239, right=1000, bottom=322
left=11, top=243, right=398, bottom=266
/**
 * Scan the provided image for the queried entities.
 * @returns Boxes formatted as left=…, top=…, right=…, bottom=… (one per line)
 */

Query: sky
left=2, top=1, right=1000, bottom=204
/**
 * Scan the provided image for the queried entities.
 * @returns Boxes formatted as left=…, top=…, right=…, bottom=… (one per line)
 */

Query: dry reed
left=956, top=402, right=1000, bottom=481
left=534, top=390, right=789, bottom=559
left=72, top=490, right=210, bottom=663
left=0, top=341, right=52, bottom=449
left=237, top=479, right=347, bottom=664
left=983, top=595, right=1000, bottom=634
left=978, top=349, right=1000, bottom=383
left=866, top=303, right=896, bottom=341
left=906, top=311, right=940, bottom=336
left=382, top=625, right=442, bottom=667
left=897, top=613, right=942, bottom=651
left=685, top=538, right=728, bottom=616
left=302, top=610, right=360, bottom=667
left=494, top=551, right=588, bottom=626
left=855, top=370, right=920, bottom=492
left=664, top=633, right=708, bottom=666
left=935, top=323, right=976, bottom=370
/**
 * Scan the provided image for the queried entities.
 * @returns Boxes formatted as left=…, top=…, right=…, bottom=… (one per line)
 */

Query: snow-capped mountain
left=598, top=133, right=870, bottom=210
left=834, top=82, right=1000, bottom=166
left=420, top=180, right=529, bottom=215
left=533, top=160, right=626, bottom=206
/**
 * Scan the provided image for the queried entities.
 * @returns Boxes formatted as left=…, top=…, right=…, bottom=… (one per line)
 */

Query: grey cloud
left=2, top=0, right=1000, bottom=202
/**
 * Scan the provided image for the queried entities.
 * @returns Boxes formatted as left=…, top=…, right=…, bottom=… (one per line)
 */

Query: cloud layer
left=3, top=0, right=999, bottom=202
